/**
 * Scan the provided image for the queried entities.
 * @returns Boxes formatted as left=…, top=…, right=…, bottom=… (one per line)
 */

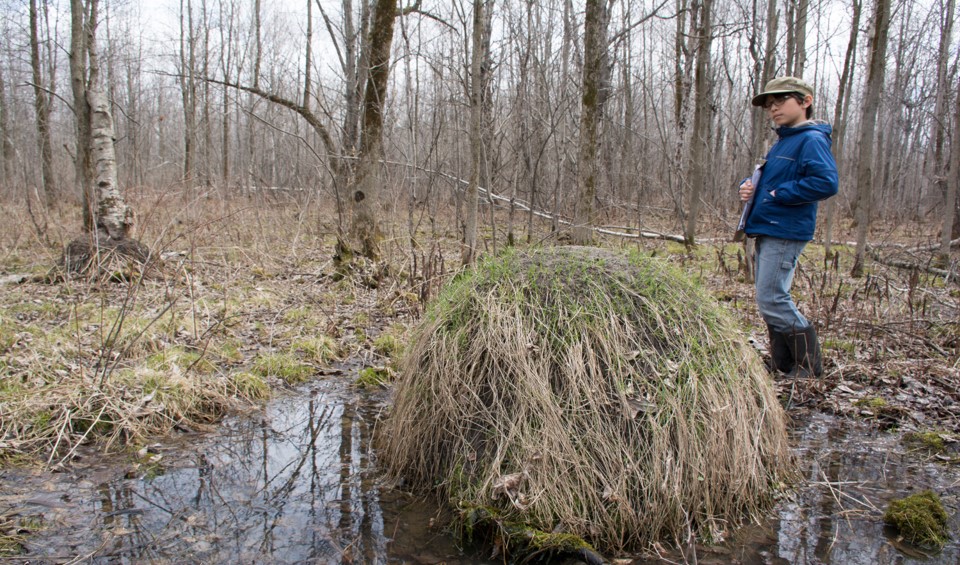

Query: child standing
left=738, top=77, right=839, bottom=378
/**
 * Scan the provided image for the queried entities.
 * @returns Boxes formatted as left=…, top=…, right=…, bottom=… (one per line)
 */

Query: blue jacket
left=744, top=121, right=839, bottom=241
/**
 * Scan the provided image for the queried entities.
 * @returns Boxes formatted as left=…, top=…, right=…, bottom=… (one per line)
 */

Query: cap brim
left=751, top=89, right=801, bottom=106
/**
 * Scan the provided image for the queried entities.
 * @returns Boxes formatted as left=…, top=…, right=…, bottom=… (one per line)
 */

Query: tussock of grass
left=372, top=327, right=406, bottom=360
left=379, top=246, right=794, bottom=554
left=292, top=335, right=340, bottom=364
left=251, top=353, right=314, bottom=384
left=228, top=371, right=271, bottom=400
left=884, top=490, right=950, bottom=549
left=356, top=366, right=392, bottom=388
left=0, top=366, right=261, bottom=464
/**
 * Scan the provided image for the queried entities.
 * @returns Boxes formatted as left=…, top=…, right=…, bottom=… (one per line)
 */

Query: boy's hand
left=739, top=180, right=754, bottom=202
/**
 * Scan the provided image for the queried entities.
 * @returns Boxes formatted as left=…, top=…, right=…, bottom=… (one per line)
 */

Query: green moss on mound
left=884, top=490, right=950, bottom=549
left=380, top=246, right=794, bottom=555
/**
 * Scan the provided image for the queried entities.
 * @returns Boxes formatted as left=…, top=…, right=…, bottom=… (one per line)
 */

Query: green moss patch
left=884, top=490, right=950, bottom=549
left=903, top=431, right=949, bottom=453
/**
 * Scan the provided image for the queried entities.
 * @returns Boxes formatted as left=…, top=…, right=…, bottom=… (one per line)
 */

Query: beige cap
left=751, top=76, right=814, bottom=106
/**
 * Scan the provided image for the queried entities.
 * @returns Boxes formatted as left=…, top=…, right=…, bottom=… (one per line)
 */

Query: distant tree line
left=0, top=0, right=956, bottom=267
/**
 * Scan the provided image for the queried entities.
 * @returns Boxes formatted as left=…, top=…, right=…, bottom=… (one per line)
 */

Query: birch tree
left=69, top=0, right=133, bottom=241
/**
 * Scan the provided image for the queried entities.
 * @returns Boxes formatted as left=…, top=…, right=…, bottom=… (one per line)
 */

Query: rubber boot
left=766, top=324, right=794, bottom=373
left=784, top=325, right=823, bottom=378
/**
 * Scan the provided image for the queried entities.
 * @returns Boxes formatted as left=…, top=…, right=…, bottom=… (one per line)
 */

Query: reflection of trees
left=338, top=400, right=355, bottom=557
left=776, top=417, right=960, bottom=565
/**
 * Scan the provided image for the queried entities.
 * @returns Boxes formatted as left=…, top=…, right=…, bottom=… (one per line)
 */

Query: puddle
left=1, top=377, right=957, bottom=564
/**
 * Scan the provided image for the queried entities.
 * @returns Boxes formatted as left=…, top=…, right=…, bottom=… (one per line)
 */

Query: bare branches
left=200, top=74, right=340, bottom=172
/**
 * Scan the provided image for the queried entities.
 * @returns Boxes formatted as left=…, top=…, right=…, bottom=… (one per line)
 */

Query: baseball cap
left=751, top=76, right=814, bottom=107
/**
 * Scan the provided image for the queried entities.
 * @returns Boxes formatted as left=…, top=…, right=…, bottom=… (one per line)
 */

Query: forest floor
left=0, top=190, right=958, bottom=556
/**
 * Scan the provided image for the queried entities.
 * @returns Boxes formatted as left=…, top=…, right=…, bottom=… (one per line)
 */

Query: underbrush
left=1, top=190, right=957, bottom=474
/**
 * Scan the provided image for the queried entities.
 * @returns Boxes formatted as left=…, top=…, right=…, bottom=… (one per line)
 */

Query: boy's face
left=763, top=93, right=812, bottom=128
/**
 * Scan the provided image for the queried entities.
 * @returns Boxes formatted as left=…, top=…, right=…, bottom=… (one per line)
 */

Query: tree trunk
left=304, top=0, right=313, bottom=111
left=68, top=0, right=133, bottom=243
left=337, top=0, right=397, bottom=265
left=932, top=0, right=956, bottom=262
left=791, top=0, right=808, bottom=76
left=218, top=0, right=234, bottom=185
left=71, top=0, right=94, bottom=231
left=851, top=0, right=891, bottom=277
left=940, top=72, right=960, bottom=264
left=572, top=0, right=608, bottom=246
left=0, top=65, right=13, bottom=187
left=823, top=0, right=861, bottom=258
left=30, top=0, right=56, bottom=207
left=88, top=89, right=131, bottom=239
left=683, top=0, right=713, bottom=246
left=180, top=0, right=198, bottom=186
left=462, top=0, right=492, bottom=265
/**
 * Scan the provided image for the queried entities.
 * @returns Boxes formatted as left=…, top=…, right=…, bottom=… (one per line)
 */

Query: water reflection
left=770, top=412, right=958, bottom=565
left=3, top=383, right=956, bottom=564
left=9, top=379, right=474, bottom=564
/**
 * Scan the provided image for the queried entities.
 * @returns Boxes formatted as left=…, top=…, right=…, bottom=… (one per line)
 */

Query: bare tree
left=823, top=0, right=861, bottom=258
left=572, top=0, right=608, bottom=245
left=336, top=0, right=399, bottom=265
left=851, top=0, right=892, bottom=277
left=785, top=0, right=808, bottom=76
left=932, top=0, right=956, bottom=263
left=179, top=0, right=198, bottom=186
left=0, top=64, right=13, bottom=188
left=941, top=72, right=959, bottom=262
left=683, top=0, right=713, bottom=246
left=29, top=0, right=56, bottom=207
left=462, top=0, right=494, bottom=265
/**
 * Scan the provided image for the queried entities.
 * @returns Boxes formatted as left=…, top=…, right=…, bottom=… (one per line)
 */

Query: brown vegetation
left=380, top=246, right=795, bottom=553
left=0, top=190, right=956, bottom=554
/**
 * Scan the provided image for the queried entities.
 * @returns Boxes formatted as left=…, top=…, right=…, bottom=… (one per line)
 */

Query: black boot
left=785, top=325, right=823, bottom=378
left=766, top=324, right=794, bottom=373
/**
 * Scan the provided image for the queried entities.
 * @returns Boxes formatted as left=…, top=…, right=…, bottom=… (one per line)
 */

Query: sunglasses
left=762, top=93, right=803, bottom=110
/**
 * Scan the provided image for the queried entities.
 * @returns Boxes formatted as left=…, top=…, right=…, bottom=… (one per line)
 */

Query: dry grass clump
left=0, top=365, right=264, bottom=465
left=380, top=246, right=795, bottom=554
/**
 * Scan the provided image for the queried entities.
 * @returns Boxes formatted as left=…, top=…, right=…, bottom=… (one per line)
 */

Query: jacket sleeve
left=772, top=133, right=839, bottom=205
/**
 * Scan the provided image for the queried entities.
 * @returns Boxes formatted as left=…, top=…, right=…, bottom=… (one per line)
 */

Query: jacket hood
left=777, top=120, right=832, bottom=138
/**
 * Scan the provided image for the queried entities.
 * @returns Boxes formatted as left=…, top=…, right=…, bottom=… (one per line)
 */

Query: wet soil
left=1, top=363, right=957, bottom=564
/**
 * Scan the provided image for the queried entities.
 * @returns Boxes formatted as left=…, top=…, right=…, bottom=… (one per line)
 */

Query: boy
left=738, top=77, right=839, bottom=378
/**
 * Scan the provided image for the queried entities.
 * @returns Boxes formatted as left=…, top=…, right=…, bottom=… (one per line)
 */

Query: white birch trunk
left=88, top=88, right=131, bottom=239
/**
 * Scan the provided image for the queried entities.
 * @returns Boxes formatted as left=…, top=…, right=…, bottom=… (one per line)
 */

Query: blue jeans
left=754, top=236, right=810, bottom=333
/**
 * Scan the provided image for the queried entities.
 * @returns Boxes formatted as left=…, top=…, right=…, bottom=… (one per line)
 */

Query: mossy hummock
left=379, top=246, right=795, bottom=554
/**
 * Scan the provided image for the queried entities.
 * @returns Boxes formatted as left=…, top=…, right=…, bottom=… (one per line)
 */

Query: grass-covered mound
left=379, top=246, right=794, bottom=554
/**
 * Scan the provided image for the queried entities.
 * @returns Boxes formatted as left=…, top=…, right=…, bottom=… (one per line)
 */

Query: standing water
left=1, top=372, right=956, bottom=564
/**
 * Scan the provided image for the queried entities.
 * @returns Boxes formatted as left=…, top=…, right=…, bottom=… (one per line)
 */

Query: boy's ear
left=801, top=94, right=813, bottom=108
